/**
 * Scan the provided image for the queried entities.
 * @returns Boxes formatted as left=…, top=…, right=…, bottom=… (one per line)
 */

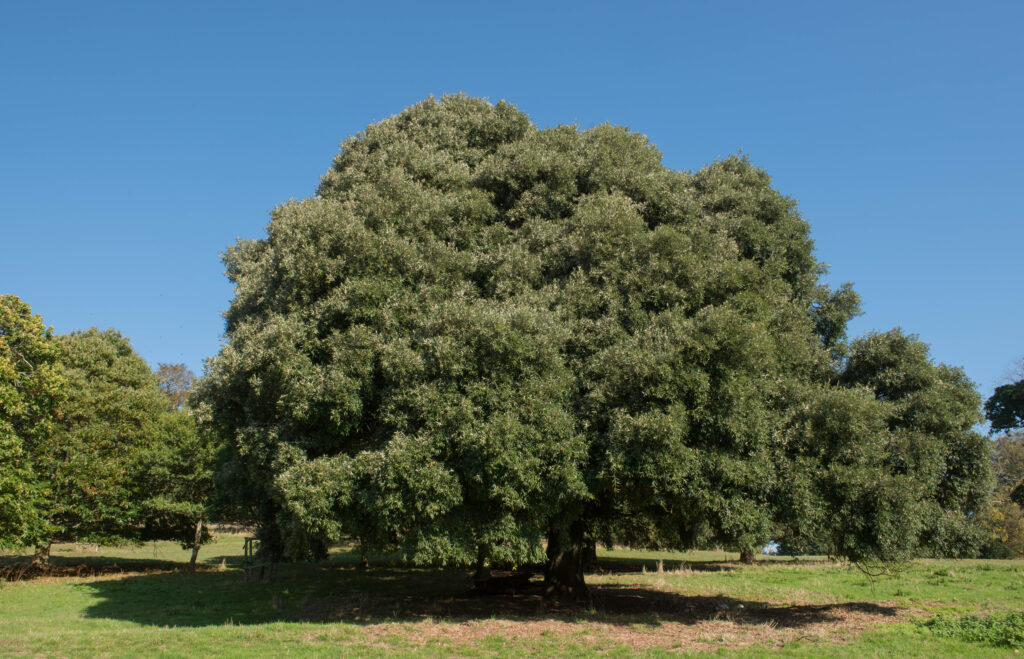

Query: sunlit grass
left=2, top=534, right=1022, bottom=656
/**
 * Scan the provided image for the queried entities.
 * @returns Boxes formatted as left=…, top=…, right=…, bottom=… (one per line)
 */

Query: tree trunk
left=739, top=547, right=756, bottom=564
left=473, top=544, right=491, bottom=583
left=582, top=539, right=598, bottom=571
left=544, top=521, right=589, bottom=602
left=188, top=519, right=203, bottom=571
left=31, top=542, right=52, bottom=568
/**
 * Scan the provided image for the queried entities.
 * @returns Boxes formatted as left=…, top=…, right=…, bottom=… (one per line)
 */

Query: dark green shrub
left=978, top=538, right=1014, bottom=559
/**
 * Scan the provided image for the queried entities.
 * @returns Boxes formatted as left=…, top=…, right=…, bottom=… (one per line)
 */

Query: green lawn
left=2, top=536, right=1022, bottom=656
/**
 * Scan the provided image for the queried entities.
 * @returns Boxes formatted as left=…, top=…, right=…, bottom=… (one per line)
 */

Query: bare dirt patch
left=296, top=583, right=911, bottom=652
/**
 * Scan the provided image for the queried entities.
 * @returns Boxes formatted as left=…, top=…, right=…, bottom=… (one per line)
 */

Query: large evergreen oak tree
left=196, top=96, right=988, bottom=598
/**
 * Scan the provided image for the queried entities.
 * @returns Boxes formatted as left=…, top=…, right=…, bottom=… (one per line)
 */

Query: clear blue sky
left=2, top=1, right=1021, bottom=403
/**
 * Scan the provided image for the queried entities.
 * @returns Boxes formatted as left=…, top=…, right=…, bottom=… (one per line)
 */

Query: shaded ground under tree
left=8, top=539, right=1021, bottom=654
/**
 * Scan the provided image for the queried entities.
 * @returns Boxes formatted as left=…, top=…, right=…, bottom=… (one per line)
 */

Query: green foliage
left=0, top=295, right=65, bottom=548
left=196, top=95, right=990, bottom=574
left=811, top=282, right=862, bottom=364
left=837, top=329, right=990, bottom=559
left=8, top=328, right=215, bottom=548
left=986, top=378, right=1024, bottom=433
left=140, top=363, right=217, bottom=544
left=132, top=408, right=216, bottom=546
left=978, top=431, right=1024, bottom=556
left=154, top=363, right=196, bottom=411
left=923, top=611, right=1024, bottom=648
left=35, top=328, right=171, bottom=544
left=977, top=537, right=1014, bottom=559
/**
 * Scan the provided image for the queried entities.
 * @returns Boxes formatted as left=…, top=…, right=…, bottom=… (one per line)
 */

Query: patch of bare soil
left=296, top=583, right=912, bottom=652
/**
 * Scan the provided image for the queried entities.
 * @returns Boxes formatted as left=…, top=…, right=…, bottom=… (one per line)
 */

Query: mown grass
left=1, top=536, right=1022, bottom=656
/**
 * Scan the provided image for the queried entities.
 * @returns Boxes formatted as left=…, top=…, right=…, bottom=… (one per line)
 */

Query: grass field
left=2, top=534, right=1022, bottom=656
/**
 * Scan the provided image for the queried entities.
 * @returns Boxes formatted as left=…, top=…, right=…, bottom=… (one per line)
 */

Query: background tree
left=835, top=330, right=990, bottom=559
left=156, top=362, right=197, bottom=411
left=132, top=408, right=217, bottom=568
left=16, top=329, right=213, bottom=563
left=985, top=359, right=1024, bottom=434
left=26, top=328, right=172, bottom=557
left=142, top=362, right=218, bottom=568
left=990, top=433, right=1024, bottom=504
left=976, top=359, right=1024, bottom=557
left=196, top=95, right=991, bottom=598
left=0, top=295, right=64, bottom=549
left=977, top=431, right=1024, bottom=557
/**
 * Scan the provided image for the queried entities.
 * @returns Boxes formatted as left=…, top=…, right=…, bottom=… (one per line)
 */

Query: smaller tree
left=26, top=329, right=173, bottom=558
left=0, top=319, right=219, bottom=568
left=133, top=408, right=217, bottom=568
left=142, top=363, right=218, bottom=567
left=21, top=329, right=216, bottom=564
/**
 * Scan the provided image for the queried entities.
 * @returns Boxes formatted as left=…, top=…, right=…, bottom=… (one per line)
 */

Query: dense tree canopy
left=142, top=363, right=218, bottom=565
left=36, top=329, right=174, bottom=546
left=156, top=362, right=197, bottom=411
left=3, top=328, right=214, bottom=556
left=979, top=431, right=1024, bottom=557
left=0, top=295, right=64, bottom=548
left=837, top=330, right=989, bottom=558
left=986, top=370, right=1024, bottom=434
left=197, top=95, right=990, bottom=597
left=133, top=403, right=217, bottom=564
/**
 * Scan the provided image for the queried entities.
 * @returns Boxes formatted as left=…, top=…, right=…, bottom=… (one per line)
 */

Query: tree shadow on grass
left=1, top=548, right=263, bottom=581
left=1, top=552, right=743, bottom=581
left=78, top=562, right=899, bottom=632
left=1, top=555, right=186, bottom=581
